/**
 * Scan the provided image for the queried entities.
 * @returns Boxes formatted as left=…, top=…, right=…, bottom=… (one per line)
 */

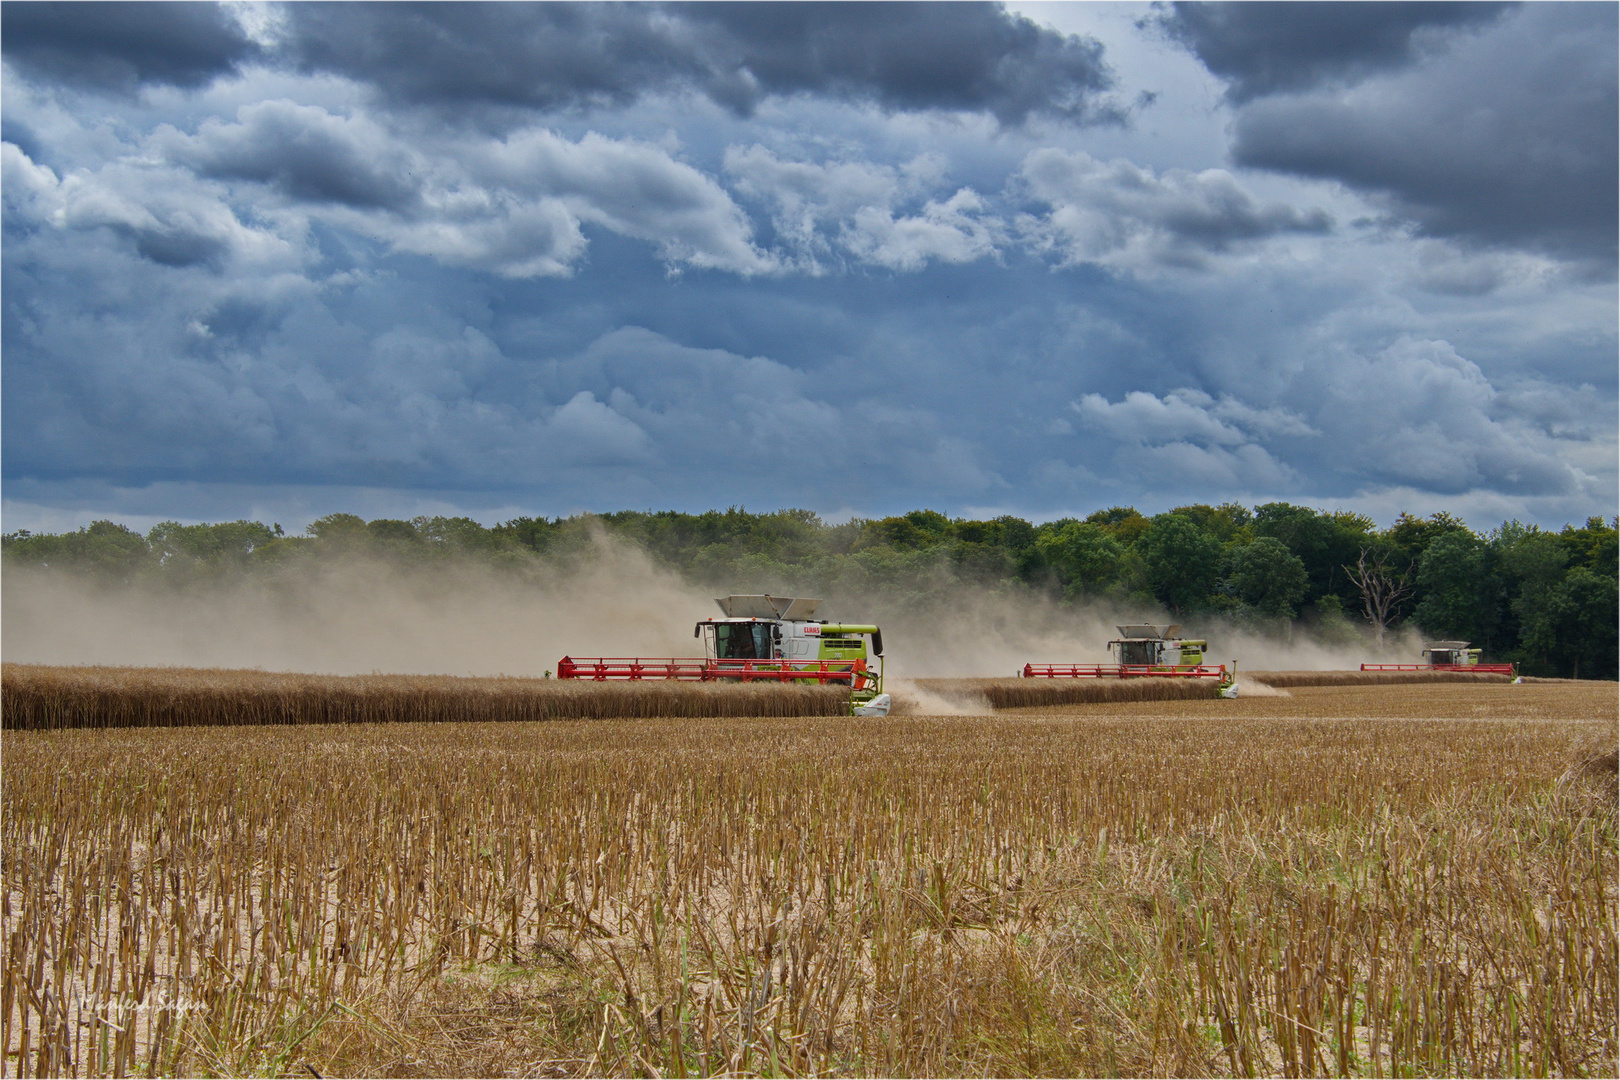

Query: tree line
left=4, top=503, right=1615, bottom=679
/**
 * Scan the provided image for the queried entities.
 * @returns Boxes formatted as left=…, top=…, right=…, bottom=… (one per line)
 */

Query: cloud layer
left=1162, top=2, right=1617, bottom=263
left=1, top=2, right=1612, bottom=532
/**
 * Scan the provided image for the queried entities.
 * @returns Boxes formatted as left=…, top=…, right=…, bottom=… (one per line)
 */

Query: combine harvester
left=558, top=595, right=892, bottom=715
left=1361, top=640, right=1517, bottom=676
left=1022, top=624, right=1237, bottom=695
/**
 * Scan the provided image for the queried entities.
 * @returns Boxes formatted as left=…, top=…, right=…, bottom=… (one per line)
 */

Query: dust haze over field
left=2, top=532, right=1422, bottom=678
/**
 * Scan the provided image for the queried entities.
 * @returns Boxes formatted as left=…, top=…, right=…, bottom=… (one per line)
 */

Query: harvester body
left=1107, top=624, right=1206, bottom=667
left=558, top=596, right=890, bottom=714
left=698, top=595, right=882, bottom=665
left=1359, top=640, right=1516, bottom=675
left=1022, top=624, right=1232, bottom=686
left=695, top=596, right=884, bottom=701
left=1422, top=641, right=1482, bottom=666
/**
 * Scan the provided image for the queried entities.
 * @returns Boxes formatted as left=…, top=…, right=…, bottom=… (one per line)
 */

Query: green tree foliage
left=1253, top=502, right=1373, bottom=609
left=1494, top=525, right=1614, bottom=677
left=1387, top=511, right=1471, bottom=568
left=1306, top=594, right=1361, bottom=646
left=1228, top=537, right=1310, bottom=618
left=306, top=513, right=369, bottom=542
left=1411, top=531, right=1499, bottom=643
left=1035, top=522, right=1126, bottom=598
left=1137, top=513, right=1224, bottom=614
left=1085, top=506, right=1150, bottom=546
left=1560, top=516, right=1620, bottom=576
left=1547, top=567, right=1620, bottom=679
left=147, top=520, right=277, bottom=564
left=5, top=505, right=1615, bottom=678
left=1168, top=502, right=1253, bottom=543
left=2, top=520, right=153, bottom=580
left=859, top=509, right=953, bottom=551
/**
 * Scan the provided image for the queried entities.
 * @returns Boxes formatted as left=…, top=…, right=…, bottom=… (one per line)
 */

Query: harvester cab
left=1423, top=641, right=1482, bottom=667
left=694, top=595, right=889, bottom=713
left=1107, top=625, right=1207, bottom=668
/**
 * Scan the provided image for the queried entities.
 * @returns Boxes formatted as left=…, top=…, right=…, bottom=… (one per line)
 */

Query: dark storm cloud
left=0, top=220, right=1006, bottom=505
left=1229, top=4, right=1617, bottom=264
left=163, top=102, right=421, bottom=211
left=2, top=2, right=1117, bottom=125
left=279, top=1, right=1117, bottom=125
left=1157, top=3, right=1615, bottom=265
left=0, top=2, right=258, bottom=91
left=1155, top=1, right=1513, bottom=103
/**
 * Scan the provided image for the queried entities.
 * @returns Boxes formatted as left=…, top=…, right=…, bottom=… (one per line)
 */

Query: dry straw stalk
left=915, top=676, right=1219, bottom=708
left=4, top=680, right=1614, bottom=1077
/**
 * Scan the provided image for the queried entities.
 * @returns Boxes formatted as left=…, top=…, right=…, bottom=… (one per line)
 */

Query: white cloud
left=1128, top=440, right=1297, bottom=490
left=1075, top=387, right=1313, bottom=445
left=152, top=104, right=775, bottom=277
left=1494, top=379, right=1617, bottom=441
left=574, top=327, right=1000, bottom=495
left=1072, top=387, right=1308, bottom=491
left=1309, top=338, right=1580, bottom=495
left=1019, top=148, right=1331, bottom=270
left=724, top=145, right=1001, bottom=272
left=1, top=141, right=65, bottom=222
left=478, top=130, right=776, bottom=275
left=380, top=199, right=588, bottom=279
left=4, top=142, right=304, bottom=270
left=1202, top=393, right=1318, bottom=438
left=725, top=144, right=903, bottom=251
left=844, top=188, right=1001, bottom=271
left=546, top=391, right=653, bottom=466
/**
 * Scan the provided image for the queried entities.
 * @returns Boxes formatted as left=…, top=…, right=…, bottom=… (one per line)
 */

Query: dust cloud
left=851, top=585, right=1423, bottom=678
left=2, top=538, right=714, bottom=677
left=2, top=534, right=1423, bottom=678
left=889, top=680, right=994, bottom=715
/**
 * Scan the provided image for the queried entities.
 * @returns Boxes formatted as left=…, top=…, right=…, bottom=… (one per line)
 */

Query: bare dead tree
left=1343, top=547, right=1414, bottom=645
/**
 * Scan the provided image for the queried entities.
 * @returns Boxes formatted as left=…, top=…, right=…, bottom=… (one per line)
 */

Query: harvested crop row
left=1247, top=668, right=1514, bottom=688
left=915, top=676, right=1219, bottom=708
left=0, top=663, right=849, bottom=729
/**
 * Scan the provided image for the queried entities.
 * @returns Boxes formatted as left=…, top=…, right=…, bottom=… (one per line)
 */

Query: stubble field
left=4, top=679, right=1615, bottom=1077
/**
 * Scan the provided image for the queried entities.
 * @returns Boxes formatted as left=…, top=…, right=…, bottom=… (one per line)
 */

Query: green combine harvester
left=1022, top=624, right=1236, bottom=695
left=558, top=595, right=891, bottom=715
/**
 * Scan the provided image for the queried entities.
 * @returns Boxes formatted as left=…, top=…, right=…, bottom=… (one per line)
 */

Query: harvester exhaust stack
left=715, top=595, right=822, bottom=619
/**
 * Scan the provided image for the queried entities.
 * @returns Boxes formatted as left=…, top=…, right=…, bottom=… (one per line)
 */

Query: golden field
left=3, top=678, right=1615, bottom=1077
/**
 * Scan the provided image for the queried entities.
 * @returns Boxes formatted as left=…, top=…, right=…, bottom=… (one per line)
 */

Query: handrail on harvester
left=1021, top=663, right=1229, bottom=680
left=558, top=656, right=873, bottom=688
left=1360, top=662, right=1517, bottom=675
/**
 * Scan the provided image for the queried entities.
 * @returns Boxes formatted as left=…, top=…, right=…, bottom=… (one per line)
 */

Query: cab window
left=1118, top=641, right=1158, bottom=665
left=715, top=623, right=772, bottom=659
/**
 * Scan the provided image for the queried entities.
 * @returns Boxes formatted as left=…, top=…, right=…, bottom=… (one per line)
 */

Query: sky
left=2, top=1, right=1615, bottom=535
